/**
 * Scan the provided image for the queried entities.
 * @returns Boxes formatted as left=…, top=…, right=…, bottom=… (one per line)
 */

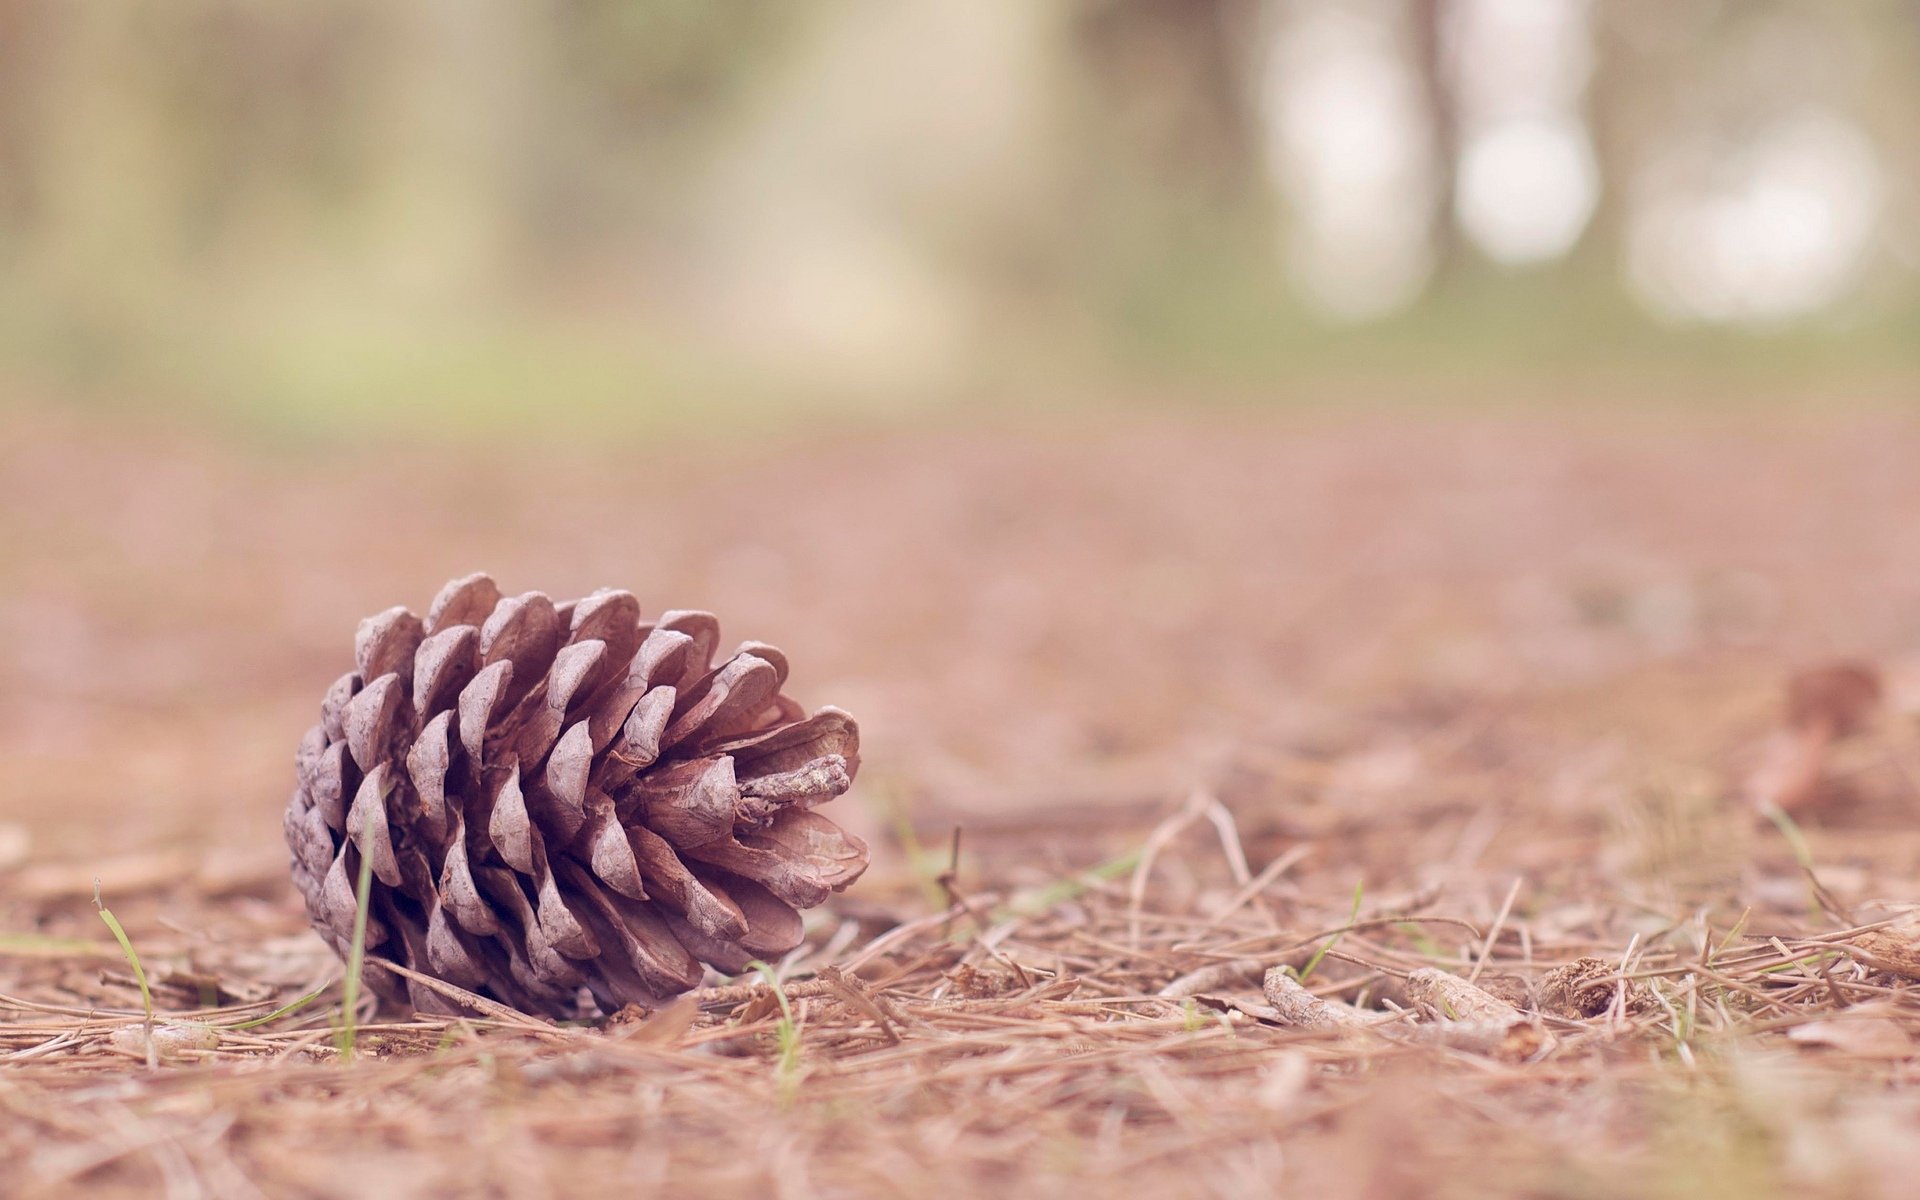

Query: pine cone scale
left=425, top=572, right=501, bottom=634
left=405, top=714, right=453, bottom=833
left=628, top=824, right=745, bottom=936
left=343, top=674, right=404, bottom=771
left=355, top=606, right=424, bottom=683
left=411, top=624, right=478, bottom=714
left=343, top=763, right=401, bottom=886
left=541, top=722, right=594, bottom=812
left=602, top=688, right=675, bottom=788
left=438, top=829, right=498, bottom=935
left=580, top=799, right=648, bottom=901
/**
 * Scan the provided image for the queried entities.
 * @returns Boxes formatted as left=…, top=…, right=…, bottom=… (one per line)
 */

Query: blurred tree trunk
left=1409, top=0, right=1462, bottom=277
left=1575, top=1, right=1640, bottom=275
left=1073, top=0, right=1267, bottom=210
left=0, top=0, right=39, bottom=235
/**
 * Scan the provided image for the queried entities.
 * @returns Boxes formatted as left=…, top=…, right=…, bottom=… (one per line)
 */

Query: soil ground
left=5, top=399, right=1920, bottom=1198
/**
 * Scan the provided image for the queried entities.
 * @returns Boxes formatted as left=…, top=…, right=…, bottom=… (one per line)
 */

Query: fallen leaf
left=1788, top=661, right=1883, bottom=738
left=0, top=823, right=28, bottom=870
left=1788, top=1018, right=1914, bottom=1060
left=1846, top=930, right=1920, bottom=982
left=616, top=996, right=699, bottom=1046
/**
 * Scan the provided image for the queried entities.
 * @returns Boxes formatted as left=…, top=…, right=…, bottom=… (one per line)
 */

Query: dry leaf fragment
left=1473, top=973, right=1535, bottom=1011
left=1845, top=930, right=1920, bottom=981
left=1536, top=956, right=1655, bottom=1019
left=1753, top=660, right=1883, bottom=813
left=1404, top=968, right=1524, bottom=1024
left=949, top=961, right=1025, bottom=999
left=1255, top=1051, right=1314, bottom=1111
left=610, top=996, right=699, bottom=1046
left=1788, top=1017, right=1915, bottom=1060
left=1789, top=662, right=1884, bottom=739
left=0, top=823, right=28, bottom=871
left=1404, top=968, right=1556, bottom=1061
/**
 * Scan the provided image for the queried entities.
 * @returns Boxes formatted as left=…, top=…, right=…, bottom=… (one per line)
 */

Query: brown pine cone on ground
left=284, top=573, right=867, bottom=1018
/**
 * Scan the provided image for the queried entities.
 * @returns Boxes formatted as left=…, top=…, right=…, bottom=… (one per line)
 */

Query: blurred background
left=1, top=0, right=1918, bottom=434
left=5, top=0, right=1920, bottom=896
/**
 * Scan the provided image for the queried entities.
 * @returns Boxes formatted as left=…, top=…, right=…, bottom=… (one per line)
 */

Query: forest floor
left=5, top=398, right=1920, bottom=1198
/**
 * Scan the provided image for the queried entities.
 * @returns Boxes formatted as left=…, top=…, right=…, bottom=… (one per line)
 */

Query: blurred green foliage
left=0, top=0, right=1913, bottom=439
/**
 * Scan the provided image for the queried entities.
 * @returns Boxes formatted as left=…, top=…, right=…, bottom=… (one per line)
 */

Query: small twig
left=682, top=978, right=846, bottom=1011
left=1202, top=844, right=1313, bottom=931
left=1467, top=877, right=1523, bottom=985
left=357, top=959, right=559, bottom=1032
left=842, top=897, right=1003, bottom=974
left=1128, top=793, right=1214, bottom=947
left=1158, top=959, right=1269, bottom=1000
left=818, top=966, right=903, bottom=1043
left=1262, top=967, right=1371, bottom=1029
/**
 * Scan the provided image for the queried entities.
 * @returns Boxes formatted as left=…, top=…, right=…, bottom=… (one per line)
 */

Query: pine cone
left=284, top=573, right=867, bottom=1018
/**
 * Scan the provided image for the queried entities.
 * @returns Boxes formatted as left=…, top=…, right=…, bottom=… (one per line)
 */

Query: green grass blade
left=336, top=846, right=376, bottom=1061
left=749, top=960, right=803, bottom=1101
left=1298, top=878, right=1365, bottom=984
left=0, top=933, right=120, bottom=958
left=225, top=989, right=326, bottom=1031
left=93, top=882, right=153, bottom=1024
left=998, top=849, right=1144, bottom=919
left=1761, top=803, right=1815, bottom=871
left=1709, top=907, right=1752, bottom=965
